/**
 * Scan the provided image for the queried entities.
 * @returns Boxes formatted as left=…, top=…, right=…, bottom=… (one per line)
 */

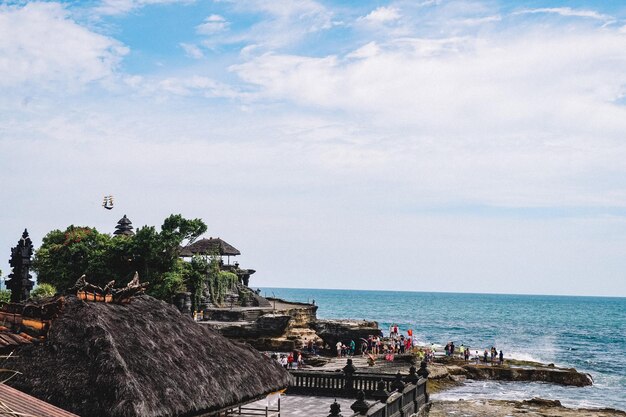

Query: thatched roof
left=180, top=237, right=241, bottom=257
left=6, top=295, right=291, bottom=417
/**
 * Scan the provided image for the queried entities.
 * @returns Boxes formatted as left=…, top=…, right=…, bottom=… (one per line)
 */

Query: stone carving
left=350, top=390, right=369, bottom=415
left=328, top=400, right=343, bottom=417
left=73, top=272, right=148, bottom=303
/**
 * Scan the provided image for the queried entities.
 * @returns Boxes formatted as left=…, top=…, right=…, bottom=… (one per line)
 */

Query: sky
left=1, top=0, right=626, bottom=297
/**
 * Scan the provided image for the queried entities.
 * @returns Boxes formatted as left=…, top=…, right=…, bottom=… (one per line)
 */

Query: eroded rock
left=461, top=363, right=592, bottom=387
left=313, top=319, right=382, bottom=349
left=426, top=399, right=626, bottom=417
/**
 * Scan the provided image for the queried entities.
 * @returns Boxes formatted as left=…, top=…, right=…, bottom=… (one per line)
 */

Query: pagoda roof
left=114, top=215, right=134, bottom=236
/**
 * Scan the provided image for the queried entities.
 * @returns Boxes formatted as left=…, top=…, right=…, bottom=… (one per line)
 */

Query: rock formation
left=426, top=399, right=626, bottom=417
left=313, top=319, right=382, bottom=349
left=200, top=296, right=382, bottom=352
left=461, top=362, right=592, bottom=386
left=430, top=356, right=593, bottom=387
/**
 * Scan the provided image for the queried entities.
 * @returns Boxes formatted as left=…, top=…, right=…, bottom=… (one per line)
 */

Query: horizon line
left=257, top=285, right=626, bottom=299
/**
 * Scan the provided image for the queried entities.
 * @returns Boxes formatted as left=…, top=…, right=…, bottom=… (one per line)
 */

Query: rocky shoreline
left=425, top=356, right=592, bottom=393
left=425, top=398, right=626, bottom=417
left=298, top=354, right=615, bottom=416
left=199, top=293, right=618, bottom=415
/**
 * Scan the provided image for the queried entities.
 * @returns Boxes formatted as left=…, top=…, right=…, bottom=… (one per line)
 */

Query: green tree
left=33, top=226, right=118, bottom=291
left=33, top=214, right=208, bottom=303
left=0, top=290, right=9, bottom=304
left=31, top=283, right=57, bottom=299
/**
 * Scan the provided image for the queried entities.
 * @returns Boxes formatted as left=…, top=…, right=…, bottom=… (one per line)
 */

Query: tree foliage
left=33, top=214, right=208, bottom=302
left=31, top=283, right=57, bottom=299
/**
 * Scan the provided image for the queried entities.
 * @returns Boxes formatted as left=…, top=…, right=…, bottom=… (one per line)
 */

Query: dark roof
left=7, top=295, right=291, bottom=417
left=113, top=215, right=134, bottom=236
left=180, top=237, right=241, bottom=257
left=0, top=328, right=33, bottom=352
left=0, top=384, right=79, bottom=417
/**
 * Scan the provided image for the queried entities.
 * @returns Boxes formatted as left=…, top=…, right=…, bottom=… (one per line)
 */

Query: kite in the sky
left=102, top=195, right=114, bottom=210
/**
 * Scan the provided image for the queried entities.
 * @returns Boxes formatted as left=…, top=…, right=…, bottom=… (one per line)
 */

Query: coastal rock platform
left=461, top=362, right=592, bottom=386
left=426, top=399, right=626, bottom=417
left=434, top=356, right=593, bottom=387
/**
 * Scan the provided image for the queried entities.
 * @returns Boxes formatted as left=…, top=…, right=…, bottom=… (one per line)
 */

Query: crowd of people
left=445, top=341, right=504, bottom=364
left=355, top=325, right=507, bottom=366
left=269, top=324, right=506, bottom=369
left=271, top=351, right=305, bottom=369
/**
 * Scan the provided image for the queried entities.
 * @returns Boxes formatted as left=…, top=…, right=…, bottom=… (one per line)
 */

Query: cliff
left=200, top=297, right=382, bottom=352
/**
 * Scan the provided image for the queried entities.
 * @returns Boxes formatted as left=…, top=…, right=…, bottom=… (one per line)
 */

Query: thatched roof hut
left=6, top=295, right=291, bottom=417
left=180, top=237, right=241, bottom=257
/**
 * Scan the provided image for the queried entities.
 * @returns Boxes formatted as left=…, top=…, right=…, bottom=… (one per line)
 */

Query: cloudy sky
left=1, top=0, right=626, bottom=296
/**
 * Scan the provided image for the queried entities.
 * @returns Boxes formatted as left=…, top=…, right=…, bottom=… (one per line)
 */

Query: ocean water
left=260, top=288, right=626, bottom=410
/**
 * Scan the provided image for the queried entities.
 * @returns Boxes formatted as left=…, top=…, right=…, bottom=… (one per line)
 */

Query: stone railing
left=287, top=361, right=428, bottom=417
left=323, top=381, right=427, bottom=417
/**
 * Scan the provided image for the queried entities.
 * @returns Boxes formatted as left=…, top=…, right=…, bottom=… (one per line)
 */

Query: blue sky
left=1, top=0, right=626, bottom=296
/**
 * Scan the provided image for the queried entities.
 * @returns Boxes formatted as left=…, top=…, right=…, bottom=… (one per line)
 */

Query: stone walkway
left=242, top=395, right=354, bottom=417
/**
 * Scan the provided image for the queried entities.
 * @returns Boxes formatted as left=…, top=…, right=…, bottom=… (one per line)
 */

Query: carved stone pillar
left=6, top=229, right=35, bottom=303
left=343, top=358, right=356, bottom=392
left=350, top=390, right=369, bottom=415
left=328, top=400, right=343, bottom=417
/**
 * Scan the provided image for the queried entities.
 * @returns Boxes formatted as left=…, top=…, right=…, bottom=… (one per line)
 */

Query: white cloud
left=455, top=14, right=501, bottom=26
left=201, top=0, right=334, bottom=50
left=180, top=42, right=204, bottom=59
left=95, top=0, right=194, bottom=16
left=346, top=41, right=380, bottom=59
left=196, top=14, right=229, bottom=35
left=116, top=74, right=244, bottom=99
left=514, top=7, right=612, bottom=22
left=231, top=25, right=626, bottom=207
left=156, top=76, right=242, bottom=98
left=360, top=6, right=402, bottom=24
left=0, top=3, right=127, bottom=88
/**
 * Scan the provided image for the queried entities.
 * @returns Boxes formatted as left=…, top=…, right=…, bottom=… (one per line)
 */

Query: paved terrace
left=245, top=395, right=353, bottom=417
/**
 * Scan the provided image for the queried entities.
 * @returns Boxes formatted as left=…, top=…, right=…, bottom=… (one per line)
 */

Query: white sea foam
left=504, top=351, right=546, bottom=363
left=431, top=380, right=622, bottom=411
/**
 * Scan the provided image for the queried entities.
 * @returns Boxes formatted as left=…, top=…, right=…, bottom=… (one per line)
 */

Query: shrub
left=31, top=283, right=57, bottom=300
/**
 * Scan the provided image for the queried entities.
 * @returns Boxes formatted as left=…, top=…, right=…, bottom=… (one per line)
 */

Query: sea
left=260, top=288, right=626, bottom=411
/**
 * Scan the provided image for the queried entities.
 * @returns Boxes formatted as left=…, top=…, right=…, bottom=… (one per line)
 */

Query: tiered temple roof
left=113, top=214, right=134, bottom=236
